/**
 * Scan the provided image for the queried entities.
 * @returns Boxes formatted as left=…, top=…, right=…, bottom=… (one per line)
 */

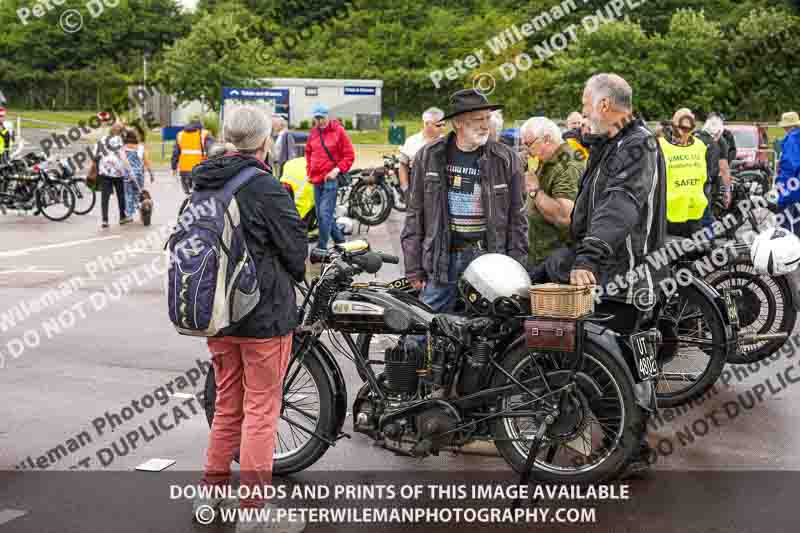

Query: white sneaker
left=235, top=503, right=306, bottom=533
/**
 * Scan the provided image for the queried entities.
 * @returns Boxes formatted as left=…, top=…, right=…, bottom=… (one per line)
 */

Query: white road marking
left=0, top=236, right=121, bottom=258
left=0, top=267, right=64, bottom=275
left=0, top=509, right=28, bottom=526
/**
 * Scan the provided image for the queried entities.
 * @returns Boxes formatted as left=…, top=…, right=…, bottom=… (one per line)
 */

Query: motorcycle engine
left=352, top=335, right=463, bottom=455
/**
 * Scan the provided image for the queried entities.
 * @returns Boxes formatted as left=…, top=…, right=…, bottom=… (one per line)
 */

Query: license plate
left=723, top=290, right=740, bottom=328
left=630, top=331, right=658, bottom=381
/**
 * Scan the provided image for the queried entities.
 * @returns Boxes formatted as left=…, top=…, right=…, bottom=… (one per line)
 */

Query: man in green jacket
left=520, top=116, right=584, bottom=265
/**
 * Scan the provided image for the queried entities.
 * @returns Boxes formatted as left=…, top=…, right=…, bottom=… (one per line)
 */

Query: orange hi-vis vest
left=177, top=129, right=209, bottom=172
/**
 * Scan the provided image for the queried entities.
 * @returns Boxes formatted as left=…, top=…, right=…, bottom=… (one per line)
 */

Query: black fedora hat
left=443, top=89, right=504, bottom=120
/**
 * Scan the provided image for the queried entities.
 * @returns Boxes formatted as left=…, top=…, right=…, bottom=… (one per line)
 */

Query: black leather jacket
left=545, top=118, right=668, bottom=305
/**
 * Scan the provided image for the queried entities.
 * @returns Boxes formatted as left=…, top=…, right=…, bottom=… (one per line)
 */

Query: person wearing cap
left=776, top=111, right=800, bottom=236
left=398, top=107, right=446, bottom=195
left=189, top=105, right=307, bottom=533
left=401, top=89, right=527, bottom=313
left=171, top=114, right=215, bottom=194
left=0, top=107, right=15, bottom=163
left=305, top=103, right=355, bottom=250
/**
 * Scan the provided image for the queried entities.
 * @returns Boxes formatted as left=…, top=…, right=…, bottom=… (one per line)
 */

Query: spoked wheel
left=491, top=344, right=644, bottom=483
left=202, top=336, right=337, bottom=475
left=349, top=182, right=393, bottom=226
left=36, top=182, right=76, bottom=221
left=705, top=259, right=795, bottom=364
left=656, top=283, right=728, bottom=408
left=70, top=178, right=97, bottom=215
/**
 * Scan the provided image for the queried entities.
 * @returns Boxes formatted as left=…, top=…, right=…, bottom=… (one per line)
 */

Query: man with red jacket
left=305, top=103, right=355, bottom=250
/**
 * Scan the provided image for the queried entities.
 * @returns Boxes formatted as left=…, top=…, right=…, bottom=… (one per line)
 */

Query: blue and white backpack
left=166, top=167, right=263, bottom=336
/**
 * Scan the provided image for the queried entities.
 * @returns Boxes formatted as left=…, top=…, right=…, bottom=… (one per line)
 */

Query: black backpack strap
left=317, top=126, right=338, bottom=166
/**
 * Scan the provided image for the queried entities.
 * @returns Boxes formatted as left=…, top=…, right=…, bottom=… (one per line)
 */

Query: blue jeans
left=125, top=174, right=144, bottom=217
left=421, top=248, right=485, bottom=313
left=314, top=180, right=344, bottom=249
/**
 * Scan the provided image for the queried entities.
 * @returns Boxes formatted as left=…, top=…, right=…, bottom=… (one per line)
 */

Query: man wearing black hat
left=401, top=89, right=528, bottom=312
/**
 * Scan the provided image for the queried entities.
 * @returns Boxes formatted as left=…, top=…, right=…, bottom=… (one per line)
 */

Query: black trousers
left=100, top=176, right=126, bottom=223
left=179, top=171, right=193, bottom=195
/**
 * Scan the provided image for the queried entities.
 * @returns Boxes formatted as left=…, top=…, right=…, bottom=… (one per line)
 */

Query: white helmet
left=750, top=227, right=800, bottom=276
left=458, top=254, right=531, bottom=315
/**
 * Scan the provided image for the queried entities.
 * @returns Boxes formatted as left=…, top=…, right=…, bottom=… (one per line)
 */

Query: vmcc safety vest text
left=660, top=137, right=708, bottom=223
left=176, top=129, right=208, bottom=173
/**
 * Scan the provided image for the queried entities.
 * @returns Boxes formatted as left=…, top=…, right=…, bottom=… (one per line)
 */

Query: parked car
left=727, top=124, right=771, bottom=168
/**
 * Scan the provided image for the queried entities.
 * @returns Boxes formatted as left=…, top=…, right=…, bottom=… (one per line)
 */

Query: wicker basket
left=529, top=283, right=594, bottom=318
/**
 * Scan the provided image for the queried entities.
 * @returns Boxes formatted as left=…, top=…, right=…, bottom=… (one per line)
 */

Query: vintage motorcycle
left=204, top=242, right=663, bottom=482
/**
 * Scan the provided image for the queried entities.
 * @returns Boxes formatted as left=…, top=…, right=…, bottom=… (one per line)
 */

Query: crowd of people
left=158, top=75, right=800, bottom=533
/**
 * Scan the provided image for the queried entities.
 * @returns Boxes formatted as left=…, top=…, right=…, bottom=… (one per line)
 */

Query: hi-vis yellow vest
left=660, top=137, right=708, bottom=223
left=281, top=157, right=314, bottom=219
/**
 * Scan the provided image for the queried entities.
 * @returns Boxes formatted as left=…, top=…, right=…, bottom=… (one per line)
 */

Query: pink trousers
left=202, top=333, right=293, bottom=508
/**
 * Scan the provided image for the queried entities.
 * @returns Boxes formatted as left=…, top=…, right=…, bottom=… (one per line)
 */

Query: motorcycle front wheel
left=203, top=336, right=338, bottom=476
left=491, top=343, right=644, bottom=483
left=655, top=283, right=728, bottom=408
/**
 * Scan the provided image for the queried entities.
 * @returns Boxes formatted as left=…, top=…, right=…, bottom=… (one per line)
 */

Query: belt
left=450, top=240, right=486, bottom=252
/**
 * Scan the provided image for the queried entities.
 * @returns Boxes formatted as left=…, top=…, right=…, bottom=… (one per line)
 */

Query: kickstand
left=512, top=416, right=551, bottom=509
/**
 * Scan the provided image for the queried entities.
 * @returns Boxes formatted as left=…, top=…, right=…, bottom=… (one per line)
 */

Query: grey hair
left=223, top=105, right=272, bottom=152
left=422, top=107, right=444, bottom=123
left=585, top=73, right=632, bottom=111
left=520, top=116, right=563, bottom=144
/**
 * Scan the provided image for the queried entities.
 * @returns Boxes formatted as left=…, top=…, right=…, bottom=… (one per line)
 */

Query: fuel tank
left=327, top=287, right=434, bottom=334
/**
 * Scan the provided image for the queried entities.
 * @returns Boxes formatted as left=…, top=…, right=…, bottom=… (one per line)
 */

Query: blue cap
left=312, top=103, right=329, bottom=118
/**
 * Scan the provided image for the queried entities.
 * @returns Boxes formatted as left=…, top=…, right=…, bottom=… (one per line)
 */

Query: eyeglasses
left=523, top=137, right=542, bottom=148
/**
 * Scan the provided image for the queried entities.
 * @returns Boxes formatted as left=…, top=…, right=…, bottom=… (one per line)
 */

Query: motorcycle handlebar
left=377, top=252, right=399, bottom=264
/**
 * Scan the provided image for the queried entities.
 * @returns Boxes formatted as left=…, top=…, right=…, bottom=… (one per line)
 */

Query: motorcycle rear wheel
left=705, top=259, right=796, bottom=364
left=491, top=343, right=644, bottom=483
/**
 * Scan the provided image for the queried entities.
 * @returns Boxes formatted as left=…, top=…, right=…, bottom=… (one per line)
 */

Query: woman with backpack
left=179, top=106, right=308, bottom=533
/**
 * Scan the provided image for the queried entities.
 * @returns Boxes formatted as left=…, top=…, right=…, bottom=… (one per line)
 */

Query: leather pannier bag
left=525, top=317, right=578, bottom=352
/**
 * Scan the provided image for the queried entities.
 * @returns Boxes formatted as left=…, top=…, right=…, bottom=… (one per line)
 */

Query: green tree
left=726, top=7, right=800, bottom=120
left=154, top=7, right=276, bottom=111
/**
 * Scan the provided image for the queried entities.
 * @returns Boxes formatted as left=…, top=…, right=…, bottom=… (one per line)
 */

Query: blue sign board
left=344, top=86, right=377, bottom=96
left=221, top=87, right=291, bottom=123
left=161, top=126, right=183, bottom=142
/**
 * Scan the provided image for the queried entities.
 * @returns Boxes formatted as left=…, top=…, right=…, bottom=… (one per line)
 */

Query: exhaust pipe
left=739, top=332, right=789, bottom=345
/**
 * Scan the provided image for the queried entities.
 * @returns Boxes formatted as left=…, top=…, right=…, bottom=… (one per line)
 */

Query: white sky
left=177, top=0, right=198, bottom=11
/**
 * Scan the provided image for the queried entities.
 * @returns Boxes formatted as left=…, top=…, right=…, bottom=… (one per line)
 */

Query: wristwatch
left=528, top=187, right=542, bottom=200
